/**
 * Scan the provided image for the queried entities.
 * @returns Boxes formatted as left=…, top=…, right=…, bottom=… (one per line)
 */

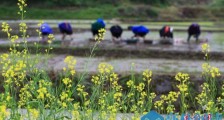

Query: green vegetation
left=0, top=4, right=158, bottom=20
left=0, top=0, right=223, bottom=21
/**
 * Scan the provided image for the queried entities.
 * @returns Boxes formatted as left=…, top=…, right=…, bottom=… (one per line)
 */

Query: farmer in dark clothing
left=40, top=23, right=53, bottom=43
left=159, top=25, right=173, bottom=38
left=110, top=25, right=123, bottom=43
left=58, top=22, right=73, bottom=41
left=91, top=18, right=106, bottom=37
left=187, top=23, right=201, bottom=43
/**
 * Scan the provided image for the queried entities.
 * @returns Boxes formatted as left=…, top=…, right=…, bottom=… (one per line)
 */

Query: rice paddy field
left=0, top=0, right=224, bottom=119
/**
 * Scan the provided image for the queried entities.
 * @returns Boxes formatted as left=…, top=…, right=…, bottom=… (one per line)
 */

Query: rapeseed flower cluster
left=62, top=77, right=72, bottom=87
left=95, top=28, right=106, bottom=42
left=28, top=109, right=39, bottom=120
left=37, top=86, right=47, bottom=100
left=17, top=0, right=27, bottom=14
left=165, top=91, right=180, bottom=113
left=98, top=62, right=113, bottom=75
left=126, top=69, right=156, bottom=114
left=77, top=84, right=88, bottom=98
left=58, top=78, right=73, bottom=108
left=2, top=58, right=27, bottom=87
left=175, top=72, right=189, bottom=83
left=201, top=43, right=210, bottom=58
left=59, top=91, right=72, bottom=108
left=47, top=34, right=55, bottom=44
left=2, top=22, right=12, bottom=38
left=202, top=63, right=221, bottom=78
left=126, top=80, right=134, bottom=88
left=175, top=72, right=190, bottom=113
left=91, top=75, right=101, bottom=85
left=98, top=91, right=107, bottom=110
left=197, top=82, right=220, bottom=113
left=200, top=42, right=221, bottom=113
left=0, top=105, right=10, bottom=120
left=18, top=84, right=33, bottom=107
left=64, top=56, right=76, bottom=76
left=136, top=82, right=145, bottom=92
left=142, top=69, right=152, bottom=85
left=155, top=95, right=165, bottom=113
left=206, top=100, right=216, bottom=112
left=72, top=103, right=81, bottom=120
left=107, top=104, right=119, bottom=120
left=10, top=35, right=19, bottom=43
left=91, top=63, right=124, bottom=119
left=36, top=80, right=55, bottom=108
left=76, top=84, right=89, bottom=108
left=196, top=83, right=210, bottom=111
left=19, top=23, right=28, bottom=34
left=217, top=84, right=224, bottom=112
left=154, top=92, right=179, bottom=114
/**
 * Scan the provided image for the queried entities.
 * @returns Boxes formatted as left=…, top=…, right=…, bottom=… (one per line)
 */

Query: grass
left=0, top=5, right=119, bottom=20
left=0, top=4, right=224, bottom=21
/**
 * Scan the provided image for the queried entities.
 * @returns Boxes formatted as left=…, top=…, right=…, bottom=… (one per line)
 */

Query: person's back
left=58, top=22, right=73, bottom=43
left=40, top=23, right=53, bottom=44
left=159, top=26, right=173, bottom=38
left=127, top=25, right=149, bottom=44
left=188, top=23, right=200, bottom=35
left=187, top=23, right=201, bottom=43
left=91, top=19, right=106, bottom=36
left=91, top=22, right=104, bottom=36
left=110, top=25, right=123, bottom=38
left=58, top=22, right=73, bottom=34
left=110, top=25, right=123, bottom=43
left=40, top=23, right=52, bottom=35
left=130, top=25, right=149, bottom=37
left=97, top=18, right=106, bottom=28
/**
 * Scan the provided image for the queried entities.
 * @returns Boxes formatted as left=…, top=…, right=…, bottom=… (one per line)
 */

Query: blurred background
left=0, top=0, right=223, bottom=20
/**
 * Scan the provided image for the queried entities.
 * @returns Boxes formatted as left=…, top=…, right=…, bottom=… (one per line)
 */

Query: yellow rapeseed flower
left=28, top=109, right=39, bottom=119
left=62, top=78, right=72, bottom=86
left=126, top=80, right=134, bottom=88
left=47, top=34, right=55, bottom=44
left=142, top=69, right=152, bottom=84
left=64, top=56, right=76, bottom=75
left=201, top=43, right=210, bottom=53
left=37, top=87, right=47, bottom=100
left=2, top=22, right=12, bottom=37
left=95, top=28, right=106, bottom=42
left=98, top=62, right=113, bottom=74
left=91, top=75, right=101, bottom=85
left=0, top=105, right=10, bottom=120
left=175, top=72, right=189, bottom=83
left=136, top=82, right=145, bottom=92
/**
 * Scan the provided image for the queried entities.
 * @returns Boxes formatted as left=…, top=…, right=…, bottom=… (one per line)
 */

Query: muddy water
left=69, top=31, right=224, bottom=52
left=0, top=30, right=223, bottom=52
left=42, top=55, right=224, bottom=75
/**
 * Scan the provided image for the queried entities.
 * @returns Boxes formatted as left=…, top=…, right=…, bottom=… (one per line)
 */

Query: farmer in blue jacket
left=128, top=25, right=150, bottom=42
left=58, top=22, right=73, bottom=41
left=40, top=23, right=53, bottom=44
